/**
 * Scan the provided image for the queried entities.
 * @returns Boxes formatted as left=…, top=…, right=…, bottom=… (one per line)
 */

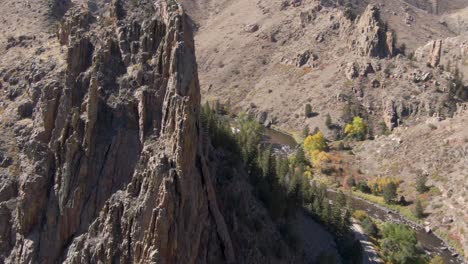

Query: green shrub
left=380, top=223, right=424, bottom=264
left=383, top=182, right=398, bottom=204
left=416, top=175, right=429, bottom=193
left=361, top=217, right=378, bottom=237
left=357, top=181, right=371, bottom=193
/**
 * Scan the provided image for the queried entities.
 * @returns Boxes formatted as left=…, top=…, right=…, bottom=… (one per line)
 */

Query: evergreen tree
left=336, top=191, right=347, bottom=208
left=303, top=125, right=310, bottom=138
left=383, top=182, right=398, bottom=204
left=305, top=103, right=313, bottom=117
left=322, top=199, right=332, bottom=223
left=313, top=196, right=322, bottom=217
left=416, top=175, right=429, bottom=193
left=361, top=217, right=378, bottom=237
left=295, top=147, right=307, bottom=166
left=332, top=204, right=342, bottom=227
left=414, top=199, right=424, bottom=219
left=340, top=209, right=352, bottom=233
left=346, top=177, right=356, bottom=188
left=325, top=113, right=333, bottom=128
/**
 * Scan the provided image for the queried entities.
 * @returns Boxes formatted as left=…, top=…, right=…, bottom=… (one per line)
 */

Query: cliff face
left=0, top=0, right=236, bottom=263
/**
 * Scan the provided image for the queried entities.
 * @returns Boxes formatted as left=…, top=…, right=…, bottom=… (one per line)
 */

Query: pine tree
left=341, top=209, right=352, bottom=233
left=416, top=175, right=429, bottom=193
left=313, top=197, right=322, bottom=217
left=414, top=199, right=424, bottom=219
left=295, top=147, right=307, bottom=165
left=383, top=182, right=398, bottom=204
left=325, top=113, right=333, bottom=128
left=322, top=199, right=332, bottom=223
left=303, top=125, right=310, bottom=138
left=305, top=103, right=313, bottom=117
left=336, top=191, right=347, bottom=208
left=332, top=204, right=342, bottom=227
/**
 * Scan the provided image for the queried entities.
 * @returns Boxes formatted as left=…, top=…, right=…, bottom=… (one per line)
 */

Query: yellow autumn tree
left=368, top=177, right=401, bottom=194
left=344, top=116, right=367, bottom=140
left=303, top=132, right=329, bottom=169
left=303, top=131, right=327, bottom=154
left=311, top=150, right=331, bottom=170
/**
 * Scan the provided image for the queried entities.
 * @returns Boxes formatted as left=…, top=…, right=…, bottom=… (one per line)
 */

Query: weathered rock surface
left=428, top=39, right=442, bottom=68
left=0, top=1, right=266, bottom=263
left=350, top=5, right=396, bottom=58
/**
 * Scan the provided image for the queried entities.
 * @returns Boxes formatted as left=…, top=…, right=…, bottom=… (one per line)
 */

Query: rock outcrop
left=350, top=5, right=396, bottom=58
left=428, top=39, right=442, bottom=68
left=0, top=1, right=240, bottom=263
left=48, top=0, right=71, bottom=18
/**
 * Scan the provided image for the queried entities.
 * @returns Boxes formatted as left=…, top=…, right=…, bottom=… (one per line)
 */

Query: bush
left=357, top=181, right=371, bottom=193
left=352, top=210, right=368, bottom=222
left=416, top=175, right=429, bottom=193
left=383, top=182, right=398, bottom=204
left=346, top=177, right=356, bottom=188
left=380, top=223, right=424, bottom=264
left=429, top=256, right=445, bottom=264
left=344, top=117, right=367, bottom=140
left=368, top=177, right=401, bottom=195
left=361, top=217, right=378, bottom=237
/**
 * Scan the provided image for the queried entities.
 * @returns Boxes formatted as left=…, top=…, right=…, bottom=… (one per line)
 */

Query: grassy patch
left=343, top=80, right=354, bottom=88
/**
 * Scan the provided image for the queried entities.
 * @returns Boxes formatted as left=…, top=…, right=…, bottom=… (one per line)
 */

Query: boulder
left=424, top=226, right=432, bottom=233
left=245, top=23, right=259, bottom=33
left=371, top=79, right=381, bottom=88
left=345, top=62, right=359, bottom=79
left=17, top=100, right=33, bottom=119
left=361, top=62, right=375, bottom=76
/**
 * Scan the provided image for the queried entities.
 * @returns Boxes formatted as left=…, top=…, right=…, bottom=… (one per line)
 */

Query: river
left=327, top=190, right=464, bottom=264
left=263, top=128, right=465, bottom=264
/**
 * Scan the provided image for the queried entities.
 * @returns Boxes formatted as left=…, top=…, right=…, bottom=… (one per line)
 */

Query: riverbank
left=350, top=190, right=465, bottom=260
left=328, top=189, right=466, bottom=263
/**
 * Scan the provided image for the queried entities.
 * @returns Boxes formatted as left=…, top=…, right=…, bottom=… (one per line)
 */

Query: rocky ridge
left=0, top=0, right=313, bottom=263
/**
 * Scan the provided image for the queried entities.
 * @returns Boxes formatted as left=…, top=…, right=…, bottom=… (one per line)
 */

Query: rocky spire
left=0, top=1, right=235, bottom=263
left=350, top=5, right=396, bottom=58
